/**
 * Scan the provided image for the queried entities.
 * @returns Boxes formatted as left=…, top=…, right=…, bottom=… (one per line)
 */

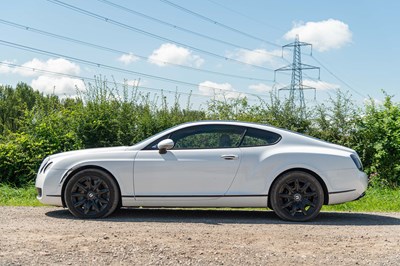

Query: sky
left=1, top=0, right=399, bottom=108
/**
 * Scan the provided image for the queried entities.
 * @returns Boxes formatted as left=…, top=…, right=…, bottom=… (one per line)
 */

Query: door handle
left=221, top=154, right=238, bottom=160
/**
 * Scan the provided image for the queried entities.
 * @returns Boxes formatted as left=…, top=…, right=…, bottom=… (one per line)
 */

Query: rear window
left=240, top=128, right=281, bottom=147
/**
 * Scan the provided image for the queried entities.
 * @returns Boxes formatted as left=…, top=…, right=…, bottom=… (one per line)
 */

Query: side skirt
left=121, top=195, right=268, bottom=208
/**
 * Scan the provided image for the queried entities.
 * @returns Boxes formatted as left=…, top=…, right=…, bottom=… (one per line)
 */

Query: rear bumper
left=328, top=170, right=368, bottom=205
left=353, top=191, right=366, bottom=201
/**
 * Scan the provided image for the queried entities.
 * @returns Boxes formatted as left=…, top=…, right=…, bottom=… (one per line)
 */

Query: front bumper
left=35, top=168, right=66, bottom=206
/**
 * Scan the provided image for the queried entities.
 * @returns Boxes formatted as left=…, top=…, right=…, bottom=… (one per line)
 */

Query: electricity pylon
left=275, top=35, right=320, bottom=111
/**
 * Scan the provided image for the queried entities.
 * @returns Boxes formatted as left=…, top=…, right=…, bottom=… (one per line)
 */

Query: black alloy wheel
left=64, top=169, right=120, bottom=219
left=270, top=171, right=324, bottom=222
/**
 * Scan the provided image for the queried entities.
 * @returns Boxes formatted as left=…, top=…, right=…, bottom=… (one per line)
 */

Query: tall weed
left=1, top=81, right=399, bottom=187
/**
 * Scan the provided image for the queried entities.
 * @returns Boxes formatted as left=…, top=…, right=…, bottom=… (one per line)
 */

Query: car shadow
left=45, top=208, right=400, bottom=226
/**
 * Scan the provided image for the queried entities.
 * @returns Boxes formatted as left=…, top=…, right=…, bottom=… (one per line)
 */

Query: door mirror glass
left=157, top=139, right=174, bottom=154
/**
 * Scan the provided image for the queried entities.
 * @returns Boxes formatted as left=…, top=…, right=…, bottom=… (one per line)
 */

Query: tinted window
left=240, top=128, right=281, bottom=147
left=171, top=125, right=245, bottom=149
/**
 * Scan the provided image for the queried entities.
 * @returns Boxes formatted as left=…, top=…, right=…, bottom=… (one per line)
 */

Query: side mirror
left=157, top=139, right=174, bottom=154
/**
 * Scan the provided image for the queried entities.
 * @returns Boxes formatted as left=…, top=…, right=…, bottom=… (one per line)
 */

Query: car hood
left=48, top=146, right=130, bottom=161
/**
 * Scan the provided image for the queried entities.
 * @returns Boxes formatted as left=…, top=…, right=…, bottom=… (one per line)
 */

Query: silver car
left=36, top=121, right=368, bottom=221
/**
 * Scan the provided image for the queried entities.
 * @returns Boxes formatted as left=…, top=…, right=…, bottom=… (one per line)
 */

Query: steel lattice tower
left=275, top=35, right=320, bottom=110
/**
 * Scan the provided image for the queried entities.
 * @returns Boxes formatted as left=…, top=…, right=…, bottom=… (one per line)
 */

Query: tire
left=270, top=171, right=324, bottom=222
left=64, top=169, right=120, bottom=219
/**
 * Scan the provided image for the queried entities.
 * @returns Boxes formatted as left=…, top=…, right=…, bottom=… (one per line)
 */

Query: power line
left=0, top=61, right=211, bottom=99
left=159, top=0, right=282, bottom=48
left=46, top=0, right=281, bottom=74
left=11, top=1, right=357, bottom=101
left=0, top=19, right=272, bottom=83
left=1, top=61, right=266, bottom=103
left=0, top=39, right=270, bottom=99
left=196, top=0, right=363, bottom=98
left=280, top=49, right=359, bottom=96
left=310, top=55, right=366, bottom=98
left=275, top=35, right=320, bottom=110
left=96, top=0, right=284, bottom=60
left=280, top=42, right=365, bottom=98
left=206, top=0, right=285, bottom=33
left=97, top=0, right=365, bottom=100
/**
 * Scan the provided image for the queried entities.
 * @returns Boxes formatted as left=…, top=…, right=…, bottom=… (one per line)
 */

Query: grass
left=0, top=184, right=44, bottom=206
left=322, top=186, right=400, bottom=212
left=0, top=184, right=399, bottom=212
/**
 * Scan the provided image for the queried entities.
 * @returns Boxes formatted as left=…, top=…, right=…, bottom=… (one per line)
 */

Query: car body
left=36, top=121, right=368, bottom=221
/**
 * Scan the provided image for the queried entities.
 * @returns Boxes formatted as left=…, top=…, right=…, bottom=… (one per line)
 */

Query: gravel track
left=1, top=207, right=400, bottom=265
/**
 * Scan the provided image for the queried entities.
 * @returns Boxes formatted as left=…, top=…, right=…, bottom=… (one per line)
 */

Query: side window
left=171, top=125, right=245, bottom=149
left=240, top=128, right=281, bottom=147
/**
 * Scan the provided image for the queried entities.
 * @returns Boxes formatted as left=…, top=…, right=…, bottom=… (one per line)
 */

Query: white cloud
left=17, top=58, right=80, bottom=77
left=148, top=43, right=204, bottom=67
left=31, top=75, right=85, bottom=96
left=284, top=19, right=352, bottom=52
left=303, top=79, right=339, bottom=90
left=118, top=53, right=139, bottom=65
left=227, top=48, right=282, bottom=66
left=198, top=81, right=243, bottom=99
left=0, top=60, right=15, bottom=74
left=249, top=83, right=273, bottom=93
left=1, top=58, right=84, bottom=96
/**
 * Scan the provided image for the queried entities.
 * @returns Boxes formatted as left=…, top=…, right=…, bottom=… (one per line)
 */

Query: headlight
left=350, top=154, right=363, bottom=171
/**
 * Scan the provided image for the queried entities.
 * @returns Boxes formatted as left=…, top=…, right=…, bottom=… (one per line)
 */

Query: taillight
left=350, top=154, right=363, bottom=171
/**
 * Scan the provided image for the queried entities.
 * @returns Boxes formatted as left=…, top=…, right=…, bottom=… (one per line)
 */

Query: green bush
left=206, top=93, right=312, bottom=133
left=354, top=94, right=400, bottom=187
left=0, top=132, right=50, bottom=186
left=1, top=81, right=400, bottom=188
left=0, top=83, right=41, bottom=134
left=312, top=90, right=359, bottom=147
left=0, top=109, right=83, bottom=186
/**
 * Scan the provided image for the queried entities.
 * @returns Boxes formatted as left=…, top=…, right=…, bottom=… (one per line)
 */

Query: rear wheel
left=270, top=171, right=324, bottom=222
left=64, top=169, right=120, bottom=219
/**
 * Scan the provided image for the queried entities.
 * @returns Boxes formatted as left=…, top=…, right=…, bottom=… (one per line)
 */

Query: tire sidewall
left=64, top=169, right=120, bottom=219
left=270, top=171, right=324, bottom=222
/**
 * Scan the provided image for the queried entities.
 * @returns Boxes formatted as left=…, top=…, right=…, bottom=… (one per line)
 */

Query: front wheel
left=64, top=169, right=120, bottom=219
left=270, top=171, right=324, bottom=222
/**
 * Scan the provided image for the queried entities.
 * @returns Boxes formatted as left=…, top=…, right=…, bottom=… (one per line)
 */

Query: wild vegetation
left=1, top=80, right=400, bottom=191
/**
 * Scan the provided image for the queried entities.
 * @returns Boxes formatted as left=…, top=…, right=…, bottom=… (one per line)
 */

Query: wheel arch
left=61, top=165, right=122, bottom=208
left=267, top=168, right=329, bottom=208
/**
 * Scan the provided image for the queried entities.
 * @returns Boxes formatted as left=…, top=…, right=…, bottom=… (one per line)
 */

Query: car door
left=133, top=125, right=245, bottom=197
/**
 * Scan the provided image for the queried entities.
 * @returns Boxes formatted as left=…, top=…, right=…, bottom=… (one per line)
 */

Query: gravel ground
left=0, top=207, right=400, bottom=265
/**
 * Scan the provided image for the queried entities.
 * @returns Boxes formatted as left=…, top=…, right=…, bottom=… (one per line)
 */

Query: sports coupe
left=36, top=121, right=368, bottom=221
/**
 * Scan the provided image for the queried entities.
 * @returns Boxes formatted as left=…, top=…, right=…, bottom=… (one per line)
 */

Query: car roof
left=178, top=120, right=272, bottom=128
left=177, top=120, right=289, bottom=135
